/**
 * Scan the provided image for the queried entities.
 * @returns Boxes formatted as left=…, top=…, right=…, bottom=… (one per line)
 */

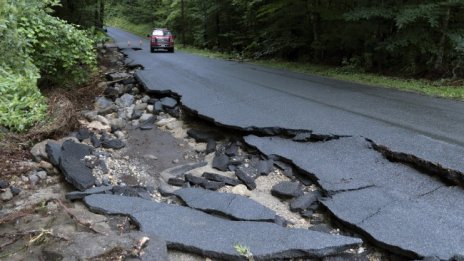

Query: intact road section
left=108, top=27, right=464, bottom=176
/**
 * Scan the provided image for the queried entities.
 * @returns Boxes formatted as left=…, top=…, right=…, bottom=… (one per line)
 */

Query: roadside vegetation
left=0, top=0, right=102, bottom=133
left=106, top=0, right=464, bottom=100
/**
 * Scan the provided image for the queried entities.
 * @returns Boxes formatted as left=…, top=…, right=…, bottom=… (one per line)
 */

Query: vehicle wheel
left=168, top=47, right=174, bottom=53
left=150, top=47, right=155, bottom=53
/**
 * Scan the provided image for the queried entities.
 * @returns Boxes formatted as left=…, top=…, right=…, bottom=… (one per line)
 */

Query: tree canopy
left=106, top=0, right=464, bottom=78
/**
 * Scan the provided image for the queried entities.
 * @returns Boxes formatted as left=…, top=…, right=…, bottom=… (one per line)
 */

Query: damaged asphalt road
left=104, top=27, right=464, bottom=259
left=108, top=27, right=464, bottom=177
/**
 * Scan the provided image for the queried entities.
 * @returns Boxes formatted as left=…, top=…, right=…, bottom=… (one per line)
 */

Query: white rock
left=125, top=104, right=135, bottom=119
left=231, top=184, right=252, bottom=197
left=36, top=171, right=47, bottom=180
left=30, top=139, right=52, bottom=162
left=166, top=121, right=182, bottom=130
left=96, top=115, right=111, bottom=125
left=146, top=105, right=154, bottom=113
left=156, top=117, right=176, bottom=127
left=114, top=131, right=125, bottom=140
left=1, top=188, right=13, bottom=201
left=139, top=113, right=153, bottom=122
left=88, top=121, right=111, bottom=132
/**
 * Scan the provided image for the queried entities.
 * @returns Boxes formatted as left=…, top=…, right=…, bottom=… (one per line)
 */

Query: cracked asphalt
left=107, top=27, right=464, bottom=259
left=108, top=27, right=464, bottom=175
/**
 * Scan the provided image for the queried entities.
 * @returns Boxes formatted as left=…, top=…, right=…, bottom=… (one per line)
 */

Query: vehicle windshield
left=152, top=30, right=171, bottom=36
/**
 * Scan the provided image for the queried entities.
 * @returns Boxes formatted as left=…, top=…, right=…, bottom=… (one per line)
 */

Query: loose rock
left=235, top=168, right=256, bottom=190
left=271, top=181, right=304, bottom=199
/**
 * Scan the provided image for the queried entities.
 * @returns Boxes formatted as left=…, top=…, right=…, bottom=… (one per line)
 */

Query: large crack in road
left=107, top=27, right=464, bottom=260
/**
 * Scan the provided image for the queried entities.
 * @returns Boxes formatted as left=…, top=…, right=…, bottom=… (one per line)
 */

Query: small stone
left=212, top=154, right=229, bottom=171
left=185, top=174, right=206, bottom=186
left=168, top=178, right=185, bottom=187
left=30, top=139, right=52, bottom=162
left=39, top=161, right=54, bottom=172
left=115, top=93, right=135, bottom=107
left=1, top=188, right=13, bottom=201
left=110, top=118, right=125, bottom=131
left=90, top=133, right=101, bottom=148
left=46, top=141, right=62, bottom=166
left=83, top=110, right=98, bottom=121
left=94, top=96, right=113, bottom=109
left=271, top=181, right=303, bottom=199
left=160, top=97, right=177, bottom=109
left=76, top=128, right=91, bottom=141
left=202, top=172, right=241, bottom=186
left=0, top=179, right=9, bottom=189
left=205, top=139, right=216, bottom=154
left=231, top=184, right=251, bottom=197
left=88, top=121, right=111, bottom=132
left=290, top=192, right=320, bottom=212
left=235, top=168, right=256, bottom=190
left=139, top=116, right=156, bottom=130
left=96, top=115, right=111, bottom=126
left=258, top=159, right=274, bottom=175
left=114, top=131, right=125, bottom=140
left=140, top=113, right=154, bottom=122
left=134, top=103, right=148, bottom=111
left=102, top=175, right=110, bottom=186
left=10, top=187, right=21, bottom=196
left=102, top=139, right=126, bottom=150
left=36, top=171, right=47, bottom=180
left=201, top=180, right=225, bottom=191
left=131, top=109, right=144, bottom=119
left=156, top=117, right=176, bottom=127
left=166, top=121, right=182, bottom=130
left=147, top=105, right=154, bottom=113
left=21, top=176, right=29, bottom=183
left=225, top=142, right=239, bottom=157
left=29, top=174, right=40, bottom=185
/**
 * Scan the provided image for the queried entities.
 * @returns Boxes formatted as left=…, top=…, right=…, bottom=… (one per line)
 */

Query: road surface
left=108, top=27, right=464, bottom=175
left=107, top=27, right=464, bottom=259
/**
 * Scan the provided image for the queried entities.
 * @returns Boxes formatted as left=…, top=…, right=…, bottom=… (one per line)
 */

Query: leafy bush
left=0, top=0, right=97, bottom=132
left=18, top=2, right=97, bottom=86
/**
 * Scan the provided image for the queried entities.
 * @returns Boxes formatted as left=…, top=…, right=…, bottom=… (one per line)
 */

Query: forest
left=1, top=0, right=464, bottom=132
left=106, top=0, right=464, bottom=79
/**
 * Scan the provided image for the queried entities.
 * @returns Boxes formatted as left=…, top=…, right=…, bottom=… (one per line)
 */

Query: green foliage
left=19, top=11, right=97, bottom=86
left=0, top=0, right=97, bottom=132
left=106, top=0, right=464, bottom=86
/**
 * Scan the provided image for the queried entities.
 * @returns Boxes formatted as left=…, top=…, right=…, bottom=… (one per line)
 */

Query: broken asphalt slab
left=244, top=135, right=464, bottom=259
left=54, top=140, right=96, bottom=191
left=173, top=187, right=277, bottom=222
left=84, top=194, right=362, bottom=260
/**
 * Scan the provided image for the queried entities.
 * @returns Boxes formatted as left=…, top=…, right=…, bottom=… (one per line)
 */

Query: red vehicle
left=148, top=28, right=175, bottom=53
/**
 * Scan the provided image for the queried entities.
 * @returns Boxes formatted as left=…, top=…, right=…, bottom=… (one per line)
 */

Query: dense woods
left=106, top=0, right=464, bottom=78
left=2, top=0, right=464, bottom=132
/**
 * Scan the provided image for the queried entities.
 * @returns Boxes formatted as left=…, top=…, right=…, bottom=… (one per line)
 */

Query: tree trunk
left=434, top=7, right=451, bottom=71
left=181, top=0, right=186, bottom=47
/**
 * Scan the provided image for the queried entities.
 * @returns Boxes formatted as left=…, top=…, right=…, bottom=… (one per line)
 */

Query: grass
left=106, top=17, right=152, bottom=37
left=105, top=19, right=464, bottom=100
